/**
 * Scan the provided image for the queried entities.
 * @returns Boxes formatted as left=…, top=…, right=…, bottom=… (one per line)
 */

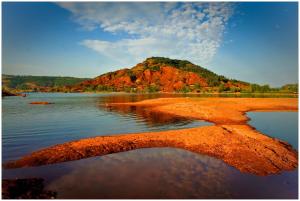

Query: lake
left=2, top=93, right=211, bottom=162
left=248, top=112, right=298, bottom=149
left=2, top=93, right=298, bottom=198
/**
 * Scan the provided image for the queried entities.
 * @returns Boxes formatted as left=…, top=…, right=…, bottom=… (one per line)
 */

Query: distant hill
left=2, top=58, right=297, bottom=94
left=2, top=74, right=90, bottom=92
left=74, top=57, right=251, bottom=93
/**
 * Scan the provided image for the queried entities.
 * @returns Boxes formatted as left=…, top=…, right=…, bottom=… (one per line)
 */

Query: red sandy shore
left=5, top=98, right=298, bottom=176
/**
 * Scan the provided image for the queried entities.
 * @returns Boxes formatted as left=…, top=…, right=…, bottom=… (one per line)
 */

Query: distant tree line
left=2, top=75, right=90, bottom=90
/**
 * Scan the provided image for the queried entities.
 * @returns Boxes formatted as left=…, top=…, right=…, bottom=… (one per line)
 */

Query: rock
left=2, top=178, right=57, bottom=199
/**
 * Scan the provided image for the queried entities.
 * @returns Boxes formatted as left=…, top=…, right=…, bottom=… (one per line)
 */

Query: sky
left=2, top=2, right=298, bottom=87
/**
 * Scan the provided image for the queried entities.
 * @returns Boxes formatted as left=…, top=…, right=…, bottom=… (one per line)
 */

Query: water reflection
left=103, top=104, right=195, bottom=126
left=95, top=93, right=212, bottom=128
left=42, top=147, right=299, bottom=199
left=3, top=148, right=297, bottom=199
left=46, top=148, right=233, bottom=199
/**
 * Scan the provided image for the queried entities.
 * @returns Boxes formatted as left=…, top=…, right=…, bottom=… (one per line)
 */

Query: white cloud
left=59, top=2, right=234, bottom=67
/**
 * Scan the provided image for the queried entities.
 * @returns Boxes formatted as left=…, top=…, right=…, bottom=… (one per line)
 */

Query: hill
left=3, top=58, right=297, bottom=94
left=2, top=75, right=90, bottom=92
left=73, top=57, right=250, bottom=93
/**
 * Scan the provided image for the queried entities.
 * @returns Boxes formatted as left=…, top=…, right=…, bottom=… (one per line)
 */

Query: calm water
left=2, top=93, right=211, bottom=162
left=248, top=112, right=298, bottom=150
left=2, top=93, right=298, bottom=199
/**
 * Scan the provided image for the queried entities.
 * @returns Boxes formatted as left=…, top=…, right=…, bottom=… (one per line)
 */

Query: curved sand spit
left=4, top=98, right=298, bottom=176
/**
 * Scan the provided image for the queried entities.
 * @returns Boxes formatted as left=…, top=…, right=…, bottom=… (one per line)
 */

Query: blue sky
left=2, top=2, right=298, bottom=87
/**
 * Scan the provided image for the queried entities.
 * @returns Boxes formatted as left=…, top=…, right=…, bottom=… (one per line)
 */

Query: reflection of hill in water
left=98, top=93, right=180, bottom=103
left=97, top=94, right=195, bottom=127
left=103, top=104, right=192, bottom=126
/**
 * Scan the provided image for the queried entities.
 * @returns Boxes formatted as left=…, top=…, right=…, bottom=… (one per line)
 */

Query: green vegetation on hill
left=144, top=57, right=218, bottom=86
left=281, top=84, right=298, bottom=93
left=143, top=57, right=249, bottom=87
left=3, top=75, right=90, bottom=90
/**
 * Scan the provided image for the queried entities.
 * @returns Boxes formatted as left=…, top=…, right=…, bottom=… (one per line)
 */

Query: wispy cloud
left=58, top=2, right=234, bottom=67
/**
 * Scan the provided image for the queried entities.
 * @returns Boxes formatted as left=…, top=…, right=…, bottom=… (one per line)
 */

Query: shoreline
left=4, top=98, right=298, bottom=176
left=5, top=90, right=299, bottom=97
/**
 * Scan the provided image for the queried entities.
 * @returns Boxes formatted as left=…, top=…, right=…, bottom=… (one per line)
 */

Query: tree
left=218, top=84, right=225, bottom=92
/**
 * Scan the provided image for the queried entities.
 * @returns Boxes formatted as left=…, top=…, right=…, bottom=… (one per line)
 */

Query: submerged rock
left=2, top=178, right=57, bottom=199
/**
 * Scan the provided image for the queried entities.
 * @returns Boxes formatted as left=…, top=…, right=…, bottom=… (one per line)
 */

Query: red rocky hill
left=73, top=57, right=250, bottom=93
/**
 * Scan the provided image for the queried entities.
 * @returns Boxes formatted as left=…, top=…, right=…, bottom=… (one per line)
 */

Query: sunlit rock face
left=75, top=57, right=250, bottom=92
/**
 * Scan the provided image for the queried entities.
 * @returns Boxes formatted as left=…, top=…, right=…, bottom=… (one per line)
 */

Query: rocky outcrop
left=75, top=57, right=250, bottom=92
